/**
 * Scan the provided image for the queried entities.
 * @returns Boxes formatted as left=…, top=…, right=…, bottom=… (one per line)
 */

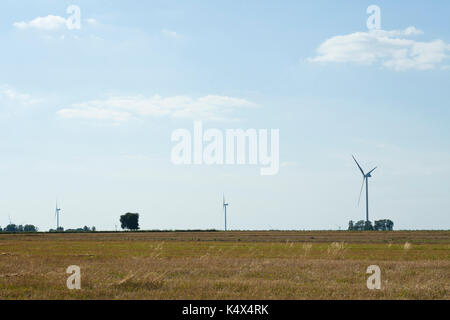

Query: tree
left=374, top=220, right=384, bottom=231
left=353, top=220, right=365, bottom=231
left=23, top=225, right=38, bottom=232
left=364, top=220, right=374, bottom=231
left=348, top=220, right=354, bottom=231
left=374, top=219, right=394, bottom=231
left=120, top=212, right=140, bottom=231
left=5, top=224, right=18, bottom=232
left=386, top=219, right=394, bottom=231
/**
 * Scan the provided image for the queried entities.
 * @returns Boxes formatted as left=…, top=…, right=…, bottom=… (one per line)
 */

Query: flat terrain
left=0, top=231, right=448, bottom=299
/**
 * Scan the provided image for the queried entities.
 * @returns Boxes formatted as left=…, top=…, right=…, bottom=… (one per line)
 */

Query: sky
left=0, top=0, right=449, bottom=231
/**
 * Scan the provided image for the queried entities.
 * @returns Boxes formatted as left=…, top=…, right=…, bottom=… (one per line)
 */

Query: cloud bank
left=13, top=15, right=67, bottom=31
left=57, top=95, right=258, bottom=123
left=309, top=27, right=450, bottom=71
left=0, top=85, right=40, bottom=106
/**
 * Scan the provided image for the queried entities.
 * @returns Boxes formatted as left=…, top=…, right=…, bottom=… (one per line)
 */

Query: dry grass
left=0, top=231, right=448, bottom=299
left=302, top=243, right=313, bottom=257
left=114, top=271, right=166, bottom=290
left=1, top=230, right=448, bottom=243
left=327, top=242, right=348, bottom=259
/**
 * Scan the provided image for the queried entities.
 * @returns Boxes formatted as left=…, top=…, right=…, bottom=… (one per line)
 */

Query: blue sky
left=0, top=0, right=449, bottom=230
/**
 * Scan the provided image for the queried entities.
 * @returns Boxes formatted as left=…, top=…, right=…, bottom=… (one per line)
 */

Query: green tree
left=120, top=213, right=140, bottom=231
left=23, top=225, right=38, bottom=232
left=374, top=219, right=394, bottom=231
left=348, top=220, right=354, bottom=231
left=5, top=224, right=18, bottom=232
left=354, top=220, right=365, bottom=231
left=374, top=220, right=384, bottom=231
left=386, top=219, right=394, bottom=231
left=364, top=220, right=374, bottom=231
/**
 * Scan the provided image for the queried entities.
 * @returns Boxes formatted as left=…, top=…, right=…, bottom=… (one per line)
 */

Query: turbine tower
left=223, top=194, right=229, bottom=231
left=352, top=156, right=377, bottom=222
left=55, top=200, right=62, bottom=230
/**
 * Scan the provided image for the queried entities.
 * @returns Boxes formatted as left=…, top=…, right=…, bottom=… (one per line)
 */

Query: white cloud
left=401, top=26, right=424, bottom=36
left=57, top=94, right=258, bottom=123
left=57, top=107, right=131, bottom=123
left=309, top=26, right=450, bottom=71
left=86, top=18, right=99, bottom=26
left=382, top=26, right=424, bottom=36
left=162, top=29, right=182, bottom=39
left=0, top=85, right=42, bottom=119
left=13, top=15, right=67, bottom=31
left=0, top=85, right=40, bottom=106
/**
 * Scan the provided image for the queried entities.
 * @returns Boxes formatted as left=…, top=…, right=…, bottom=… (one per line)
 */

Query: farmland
left=0, top=231, right=448, bottom=299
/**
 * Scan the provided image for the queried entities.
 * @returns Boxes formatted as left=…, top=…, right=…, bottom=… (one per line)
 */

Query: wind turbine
left=55, top=200, right=62, bottom=230
left=352, top=155, right=377, bottom=222
left=223, top=195, right=229, bottom=231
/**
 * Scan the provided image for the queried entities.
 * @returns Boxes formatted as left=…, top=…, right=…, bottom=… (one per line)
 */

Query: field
left=0, top=231, right=449, bottom=299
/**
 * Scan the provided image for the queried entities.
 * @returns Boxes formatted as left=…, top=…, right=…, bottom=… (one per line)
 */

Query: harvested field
left=0, top=231, right=448, bottom=299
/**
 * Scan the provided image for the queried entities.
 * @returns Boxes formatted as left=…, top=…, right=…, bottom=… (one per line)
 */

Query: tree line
left=0, top=224, right=38, bottom=232
left=49, top=226, right=96, bottom=233
left=348, top=219, right=394, bottom=231
left=1, top=214, right=393, bottom=233
left=0, top=224, right=96, bottom=233
left=0, top=212, right=140, bottom=233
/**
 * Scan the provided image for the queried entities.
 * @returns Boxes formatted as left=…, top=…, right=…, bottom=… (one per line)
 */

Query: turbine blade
left=352, top=155, right=365, bottom=176
left=368, top=167, right=377, bottom=175
left=358, top=178, right=365, bottom=206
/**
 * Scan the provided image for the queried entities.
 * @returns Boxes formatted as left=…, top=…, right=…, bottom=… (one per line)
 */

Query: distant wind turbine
left=223, top=194, right=229, bottom=231
left=55, top=200, right=62, bottom=230
left=352, top=155, right=377, bottom=222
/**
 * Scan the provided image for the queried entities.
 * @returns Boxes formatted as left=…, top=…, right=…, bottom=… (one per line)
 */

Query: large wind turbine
left=352, top=156, right=377, bottom=222
left=55, top=200, right=62, bottom=230
left=223, top=195, right=229, bottom=231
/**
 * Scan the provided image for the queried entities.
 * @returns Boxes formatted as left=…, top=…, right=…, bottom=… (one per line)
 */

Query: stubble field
left=0, top=231, right=448, bottom=299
